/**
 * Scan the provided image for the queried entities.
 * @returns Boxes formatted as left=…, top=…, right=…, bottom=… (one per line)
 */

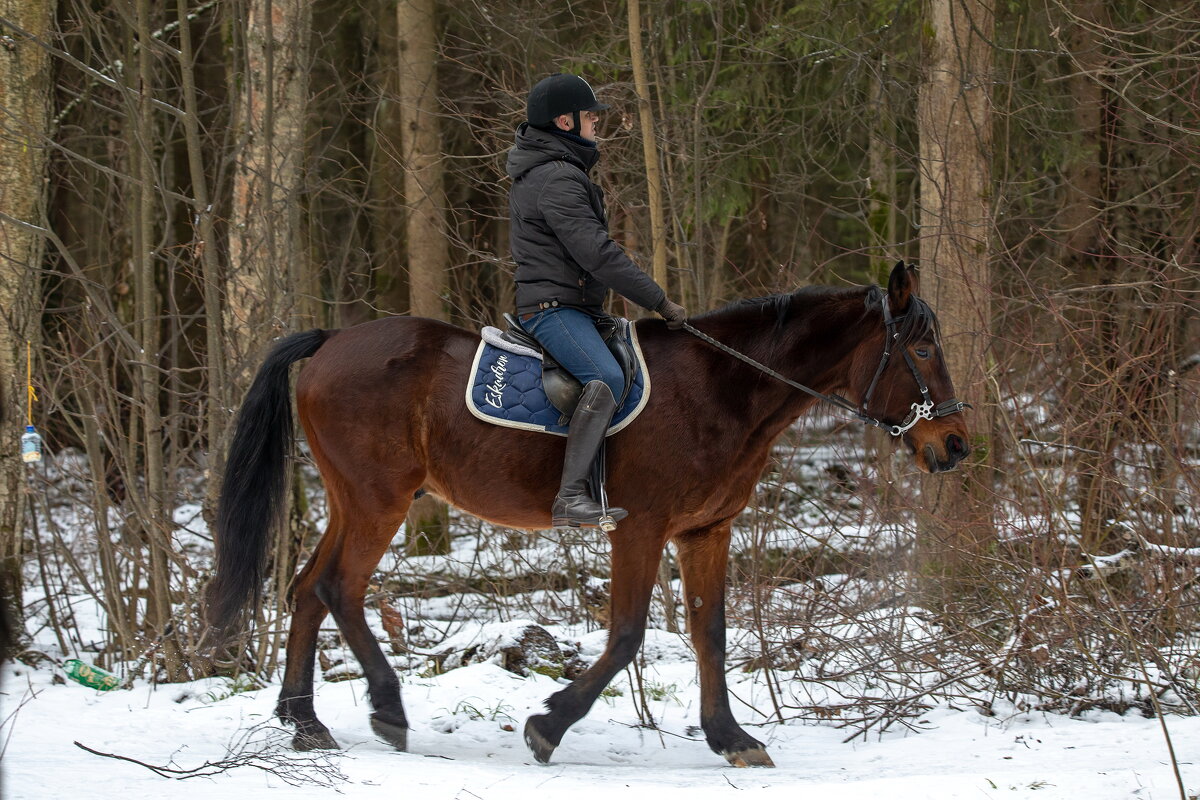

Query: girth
left=501, top=312, right=637, bottom=421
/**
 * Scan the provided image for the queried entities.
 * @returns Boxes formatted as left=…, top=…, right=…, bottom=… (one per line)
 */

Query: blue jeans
left=520, top=308, right=624, bottom=402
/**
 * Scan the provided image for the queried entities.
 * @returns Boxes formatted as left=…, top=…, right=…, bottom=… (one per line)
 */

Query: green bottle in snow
left=64, top=659, right=120, bottom=691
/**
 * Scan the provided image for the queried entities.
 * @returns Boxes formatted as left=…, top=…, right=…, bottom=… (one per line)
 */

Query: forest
left=0, top=0, right=1198, bottom=787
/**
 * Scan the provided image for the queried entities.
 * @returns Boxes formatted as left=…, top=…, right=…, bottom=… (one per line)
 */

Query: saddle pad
left=465, top=323, right=650, bottom=437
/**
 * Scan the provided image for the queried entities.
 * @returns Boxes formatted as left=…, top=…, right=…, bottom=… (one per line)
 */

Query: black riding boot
left=551, top=381, right=629, bottom=528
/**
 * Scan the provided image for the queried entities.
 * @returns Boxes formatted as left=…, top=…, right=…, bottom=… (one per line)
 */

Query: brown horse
left=207, top=261, right=969, bottom=767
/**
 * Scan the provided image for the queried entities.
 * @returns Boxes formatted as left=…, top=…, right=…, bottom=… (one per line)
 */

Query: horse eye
left=915, top=348, right=930, bottom=359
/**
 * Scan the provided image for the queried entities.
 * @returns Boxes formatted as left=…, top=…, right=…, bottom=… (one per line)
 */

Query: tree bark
left=176, top=0, right=230, bottom=528
left=369, top=0, right=407, bottom=314
left=1055, top=0, right=1119, bottom=549
left=916, top=0, right=995, bottom=612
left=627, top=0, right=668, bottom=293
left=133, top=0, right=179, bottom=675
left=398, top=0, right=447, bottom=320
left=227, top=0, right=312, bottom=669
left=0, top=0, right=56, bottom=646
left=227, top=0, right=312, bottom=390
left=397, top=0, right=450, bottom=552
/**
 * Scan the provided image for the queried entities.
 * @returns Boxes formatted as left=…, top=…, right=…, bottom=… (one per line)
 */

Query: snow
left=4, top=644, right=1197, bottom=799
left=7, top=422, right=1199, bottom=799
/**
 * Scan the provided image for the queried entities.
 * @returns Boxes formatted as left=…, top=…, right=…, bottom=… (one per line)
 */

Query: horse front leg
left=524, top=526, right=666, bottom=764
left=675, top=523, right=775, bottom=767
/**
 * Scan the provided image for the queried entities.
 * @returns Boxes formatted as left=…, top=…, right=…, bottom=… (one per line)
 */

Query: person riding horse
left=506, top=73, right=687, bottom=528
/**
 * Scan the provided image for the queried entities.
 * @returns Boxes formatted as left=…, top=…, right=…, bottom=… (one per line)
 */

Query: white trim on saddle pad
left=464, top=322, right=652, bottom=437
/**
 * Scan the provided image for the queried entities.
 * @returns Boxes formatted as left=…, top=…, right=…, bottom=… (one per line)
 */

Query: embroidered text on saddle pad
left=465, top=324, right=650, bottom=436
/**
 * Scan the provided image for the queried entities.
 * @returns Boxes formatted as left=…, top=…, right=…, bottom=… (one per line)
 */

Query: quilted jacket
left=506, top=124, right=666, bottom=317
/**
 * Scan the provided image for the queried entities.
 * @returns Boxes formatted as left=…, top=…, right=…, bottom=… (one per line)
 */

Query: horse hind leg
left=675, top=523, right=774, bottom=767
left=274, top=502, right=345, bottom=750
left=276, top=554, right=339, bottom=750
left=313, top=510, right=411, bottom=750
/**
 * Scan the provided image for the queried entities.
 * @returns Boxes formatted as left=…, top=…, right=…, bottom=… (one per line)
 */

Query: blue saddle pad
left=465, top=324, right=650, bottom=436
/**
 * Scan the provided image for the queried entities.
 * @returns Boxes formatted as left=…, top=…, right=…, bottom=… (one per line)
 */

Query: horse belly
left=420, top=421, right=561, bottom=530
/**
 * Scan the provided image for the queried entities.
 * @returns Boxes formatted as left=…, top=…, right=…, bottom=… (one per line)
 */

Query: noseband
left=681, top=287, right=969, bottom=438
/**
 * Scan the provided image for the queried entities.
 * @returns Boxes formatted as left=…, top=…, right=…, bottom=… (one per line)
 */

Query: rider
left=507, top=73, right=687, bottom=528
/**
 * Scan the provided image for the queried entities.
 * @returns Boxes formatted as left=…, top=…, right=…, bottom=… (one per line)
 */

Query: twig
left=74, top=722, right=347, bottom=787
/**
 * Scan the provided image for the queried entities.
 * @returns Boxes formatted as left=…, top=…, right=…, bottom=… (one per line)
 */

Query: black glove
left=657, top=298, right=688, bottom=330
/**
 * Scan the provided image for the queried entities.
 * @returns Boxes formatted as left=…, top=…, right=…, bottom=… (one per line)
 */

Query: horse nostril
left=946, top=434, right=968, bottom=460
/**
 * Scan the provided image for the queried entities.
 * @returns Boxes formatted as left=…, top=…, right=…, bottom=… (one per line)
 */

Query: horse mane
left=693, top=284, right=940, bottom=355
left=693, top=285, right=853, bottom=332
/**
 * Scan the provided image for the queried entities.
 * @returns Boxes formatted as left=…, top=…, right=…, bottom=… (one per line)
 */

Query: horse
left=207, top=261, right=970, bottom=767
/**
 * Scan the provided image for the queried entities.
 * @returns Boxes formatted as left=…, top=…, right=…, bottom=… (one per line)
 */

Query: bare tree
left=227, top=0, right=312, bottom=387
left=916, top=0, right=995, bottom=610
left=398, top=0, right=450, bottom=553
left=0, top=0, right=56, bottom=642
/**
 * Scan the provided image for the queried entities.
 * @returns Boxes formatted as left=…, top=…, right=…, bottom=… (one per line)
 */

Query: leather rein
left=680, top=287, right=969, bottom=437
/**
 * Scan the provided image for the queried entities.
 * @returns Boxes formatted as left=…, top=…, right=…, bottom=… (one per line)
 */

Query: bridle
left=680, top=286, right=970, bottom=437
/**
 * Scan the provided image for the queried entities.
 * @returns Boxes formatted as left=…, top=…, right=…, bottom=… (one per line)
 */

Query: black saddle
left=501, top=312, right=637, bottom=421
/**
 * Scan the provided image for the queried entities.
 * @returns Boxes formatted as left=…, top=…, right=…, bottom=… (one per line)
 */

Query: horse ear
left=887, top=260, right=913, bottom=313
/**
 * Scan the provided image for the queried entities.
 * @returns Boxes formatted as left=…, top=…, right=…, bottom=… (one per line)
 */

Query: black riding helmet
left=526, top=73, right=610, bottom=133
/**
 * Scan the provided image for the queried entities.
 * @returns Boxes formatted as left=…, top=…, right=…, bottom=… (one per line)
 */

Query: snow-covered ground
left=4, top=634, right=1197, bottom=800
left=6, top=419, right=1198, bottom=799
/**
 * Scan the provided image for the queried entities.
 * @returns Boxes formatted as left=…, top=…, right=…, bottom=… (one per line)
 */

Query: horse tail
left=207, top=329, right=330, bottom=638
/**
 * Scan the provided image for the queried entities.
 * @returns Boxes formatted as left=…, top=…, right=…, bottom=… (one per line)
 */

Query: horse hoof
left=523, top=715, right=557, bottom=764
left=370, top=714, right=409, bottom=751
left=293, top=728, right=340, bottom=751
left=725, top=747, right=775, bottom=768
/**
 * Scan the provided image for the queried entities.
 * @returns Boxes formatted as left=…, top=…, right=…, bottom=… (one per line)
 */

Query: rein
left=680, top=288, right=969, bottom=437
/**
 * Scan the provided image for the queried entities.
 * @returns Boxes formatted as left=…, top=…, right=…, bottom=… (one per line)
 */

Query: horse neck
left=693, top=288, right=877, bottom=429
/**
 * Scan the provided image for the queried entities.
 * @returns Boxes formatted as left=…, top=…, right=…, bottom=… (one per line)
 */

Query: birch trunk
left=227, top=0, right=312, bottom=390
left=227, top=0, right=312, bottom=668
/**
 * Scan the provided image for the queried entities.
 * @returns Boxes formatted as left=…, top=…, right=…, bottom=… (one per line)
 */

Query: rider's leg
left=520, top=308, right=624, bottom=401
left=520, top=308, right=627, bottom=526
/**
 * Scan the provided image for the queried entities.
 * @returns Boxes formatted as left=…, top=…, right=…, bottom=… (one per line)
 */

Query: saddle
left=499, top=313, right=637, bottom=420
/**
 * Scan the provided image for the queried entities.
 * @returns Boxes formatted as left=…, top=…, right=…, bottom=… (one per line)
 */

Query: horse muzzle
left=923, top=433, right=970, bottom=473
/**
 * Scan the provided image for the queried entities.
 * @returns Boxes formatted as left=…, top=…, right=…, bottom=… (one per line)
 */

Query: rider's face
left=556, top=110, right=600, bottom=142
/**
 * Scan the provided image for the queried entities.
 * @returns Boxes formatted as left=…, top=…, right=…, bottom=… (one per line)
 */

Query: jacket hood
left=506, top=123, right=600, bottom=181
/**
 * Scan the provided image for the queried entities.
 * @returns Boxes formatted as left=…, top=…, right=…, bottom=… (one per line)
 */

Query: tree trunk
left=369, top=0, right=407, bottom=314
left=0, top=0, right=56, bottom=648
left=398, top=0, right=447, bottom=320
left=627, top=0, right=668, bottom=293
left=916, top=0, right=995, bottom=613
left=227, top=0, right=313, bottom=669
left=133, top=0, right=182, bottom=677
left=227, top=0, right=312, bottom=390
left=177, top=0, right=230, bottom=530
left=1055, top=0, right=1119, bottom=549
left=398, top=0, right=450, bottom=552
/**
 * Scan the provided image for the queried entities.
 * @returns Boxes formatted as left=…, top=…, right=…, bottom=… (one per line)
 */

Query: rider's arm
left=538, top=171, right=667, bottom=312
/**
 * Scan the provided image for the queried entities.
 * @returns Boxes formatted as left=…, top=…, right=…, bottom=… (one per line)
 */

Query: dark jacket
left=506, top=123, right=667, bottom=317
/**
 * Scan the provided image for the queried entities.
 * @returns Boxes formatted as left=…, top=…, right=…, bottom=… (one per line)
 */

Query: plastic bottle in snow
left=63, top=659, right=120, bottom=691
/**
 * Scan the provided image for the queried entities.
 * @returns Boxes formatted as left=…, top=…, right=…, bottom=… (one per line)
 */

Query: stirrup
left=551, top=494, right=628, bottom=530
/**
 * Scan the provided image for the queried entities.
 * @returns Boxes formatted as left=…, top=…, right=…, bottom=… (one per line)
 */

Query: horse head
left=854, top=261, right=971, bottom=474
